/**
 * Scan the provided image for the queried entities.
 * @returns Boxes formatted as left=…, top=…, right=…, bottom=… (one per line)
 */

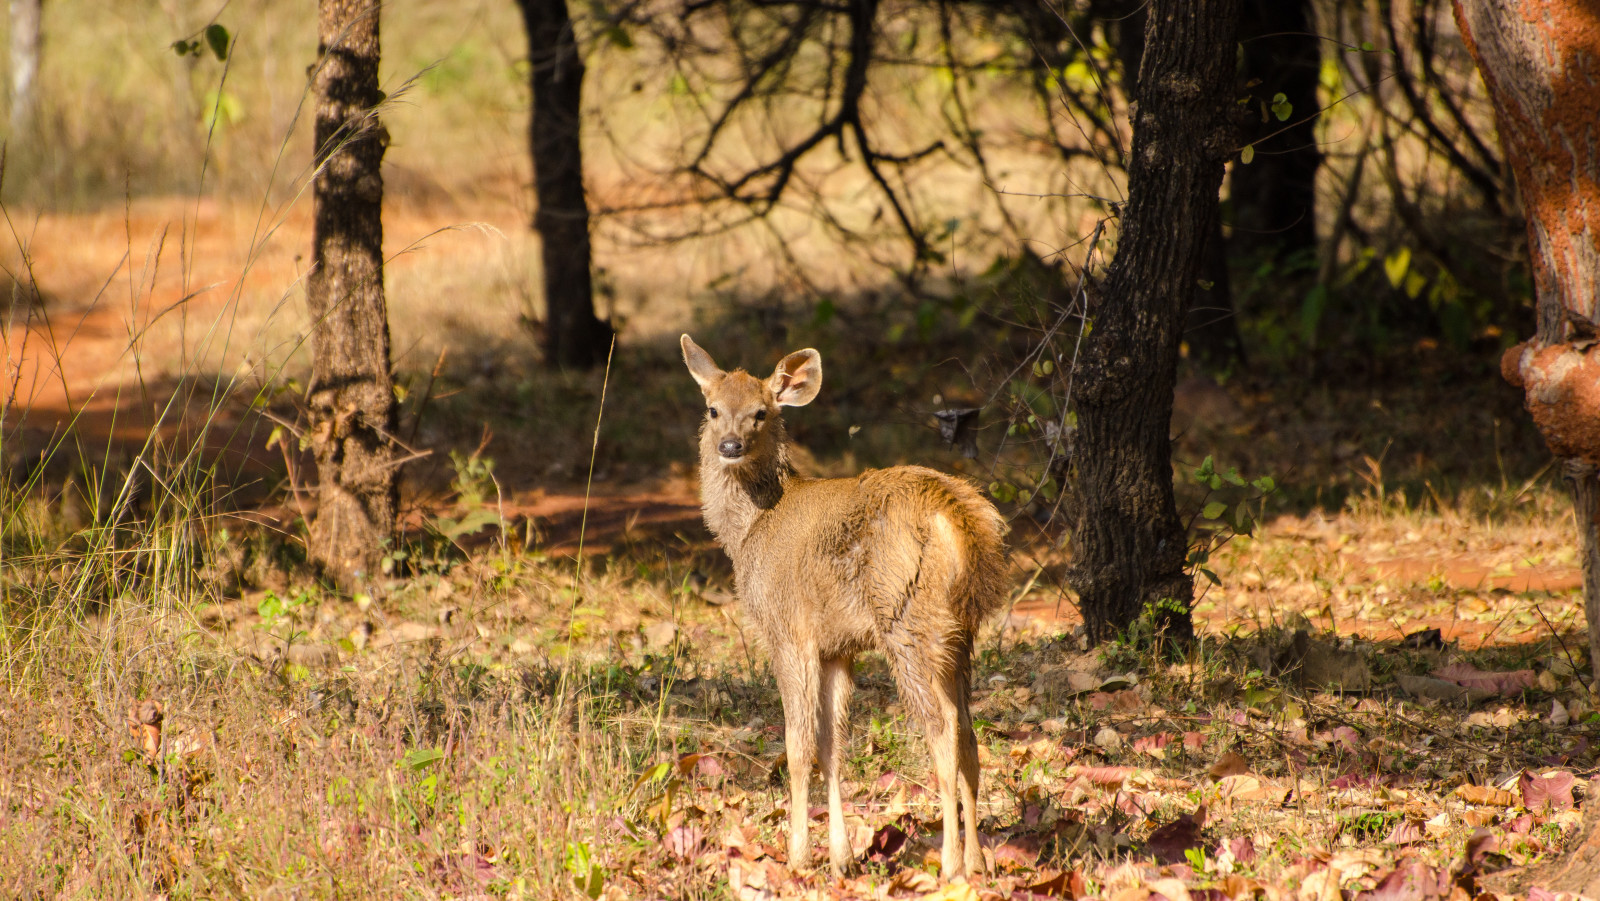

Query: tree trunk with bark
left=1067, top=0, right=1241, bottom=644
left=9, top=0, right=41, bottom=139
left=1454, top=0, right=1600, bottom=675
left=306, top=0, right=399, bottom=587
left=516, top=0, right=612, bottom=370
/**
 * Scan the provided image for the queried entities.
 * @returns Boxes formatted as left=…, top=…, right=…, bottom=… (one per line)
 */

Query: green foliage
left=1185, top=456, right=1276, bottom=589
left=565, top=841, right=606, bottom=899
left=172, top=23, right=230, bottom=62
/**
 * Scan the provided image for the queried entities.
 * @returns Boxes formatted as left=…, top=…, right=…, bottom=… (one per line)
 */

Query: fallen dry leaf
left=887, top=866, right=938, bottom=896
left=665, top=824, right=706, bottom=859
left=1432, top=663, right=1536, bottom=696
left=919, top=881, right=978, bottom=901
left=1381, top=819, right=1425, bottom=846
left=1079, top=766, right=1136, bottom=788
left=1350, top=859, right=1452, bottom=901
left=1208, top=751, right=1251, bottom=781
left=1452, top=783, right=1518, bottom=807
left=1520, top=769, right=1576, bottom=812
left=1020, top=870, right=1090, bottom=899
left=1147, top=806, right=1207, bottom=865
left=866, top=820, right=910, bottom=865
left=991, top=833, right=1042, bottom=872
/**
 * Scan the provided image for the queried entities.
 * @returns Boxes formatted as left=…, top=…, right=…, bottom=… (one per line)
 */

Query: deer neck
left=698, top=437, right=794, bottom=556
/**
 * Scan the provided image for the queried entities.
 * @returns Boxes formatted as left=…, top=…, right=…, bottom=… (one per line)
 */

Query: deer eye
left=754, top=409, right=767, bottom=422
left=708, top=407, right=719, bottom=419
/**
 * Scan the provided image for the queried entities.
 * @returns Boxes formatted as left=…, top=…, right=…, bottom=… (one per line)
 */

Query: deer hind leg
left=885, top=629, right=967, bottom=880
left=777, top=654, right=821, bottom=870
left=927, top=680, right=965, bottom=879
left=952, top=649, right=984, bottom=875
left=819, top=655, right=856, bottom=873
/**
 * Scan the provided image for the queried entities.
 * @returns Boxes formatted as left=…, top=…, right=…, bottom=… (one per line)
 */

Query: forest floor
left=3, top=199, right=1599, bottom=901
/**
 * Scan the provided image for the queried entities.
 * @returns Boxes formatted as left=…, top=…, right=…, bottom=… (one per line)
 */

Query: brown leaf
left=1079, top=766, right=1136, bottom=788
left=665, top=824, right=706, bottom=859
left=1382, top=819, right=1426, bottom=846
left=992, top=833, right=1042, bottom=872
left=887, top=866, right=938, bottom=896
left=866, top=821, right=910, bottom=864
left=1224, top=835, right=1257, bottom=865
left=1350, top=859, right=1452, bottom=901
left=1519, top=769, right=1576, bottom=811
left=1147, top=807, right=1207, bottom=865
left=1432, top=662, right=1536, bottom=696
left=1133, top=733, right=1172, bottom=758
left=1453, top=783, right=1518, bottom=807
left=1020, top=869, right=1090, bottom=899
left=1208, top=751, right=1251, bottom=781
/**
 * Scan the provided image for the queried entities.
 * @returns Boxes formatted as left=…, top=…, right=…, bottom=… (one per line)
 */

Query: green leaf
left=258, top=591, right=285, bottom=621
left=1270, top=92, right=1292, bottom=121
left=1252, top=475, right=1276, bottom=492
left=403, top=748, right=446, bottom=771
left=988, top=481, right=1018, bottom=504
left=1223, top=468, right=1246, bottom=487
left=204, top=23, right=230, bottom=61
left=1383, top=246, right=1412, bottom=288
left=1199, top=568, right=1221, bottom=586
left=1202, top=501, right=1227, bottom=520
left=1240, top=144, right=1255, bottom=164
left=1404, top=270, right=1428, bottom=299
left=1232, top=503, right=1255, bottom=535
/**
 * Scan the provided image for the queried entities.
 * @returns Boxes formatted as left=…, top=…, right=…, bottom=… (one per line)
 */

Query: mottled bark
left=516, top=0, right=612, bottom=370
left=1067, top=0, right=1241, bottom=643
left=9, top=0, right=41, bottom=139
left=1455, top=0, right=1600, bottom=674
left=306, top=0, right=399, bottom=587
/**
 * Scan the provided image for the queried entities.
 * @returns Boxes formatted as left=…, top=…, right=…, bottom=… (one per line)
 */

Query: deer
left=680, top=334, right=1008, bottom=879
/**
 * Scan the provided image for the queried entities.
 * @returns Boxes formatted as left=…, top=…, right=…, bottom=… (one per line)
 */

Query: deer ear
left=681, top=335, right=725, bottom=392
left=768, top=348, right=822, bottom=407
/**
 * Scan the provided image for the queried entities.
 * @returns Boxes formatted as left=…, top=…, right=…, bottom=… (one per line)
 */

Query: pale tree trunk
left=1066, top=0, right=1241, bottom=644
left=1454, top=0, right=1600, bottom=677
left=306, top=0, right=400, bottom=587
left=9, top=0, right=40, bottom=139
left=515, top=0, right=612, bottom=370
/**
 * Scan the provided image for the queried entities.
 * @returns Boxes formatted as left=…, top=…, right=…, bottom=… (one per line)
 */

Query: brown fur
left=681, top=335, right=1008, bottom=879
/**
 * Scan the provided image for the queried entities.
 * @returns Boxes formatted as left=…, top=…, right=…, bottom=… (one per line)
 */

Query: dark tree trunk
left=1092, top=0, right=1245, bottom=372
left=9, top=0, right=41, bottom=139
left=1067, top=0, right=1241, bottom=644
left=516, top=0, right=612, bottom=370
left=1455, top=0, right=1600, bottom=676
left=1230, top=0, right=1321, bottom=259
left=306, top=0, right=399, bottom=587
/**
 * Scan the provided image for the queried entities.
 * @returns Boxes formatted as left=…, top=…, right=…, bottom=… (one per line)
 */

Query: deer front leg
left=777, top=655, right=821, bottom=870
left=819, top=656, right=856, bottom=873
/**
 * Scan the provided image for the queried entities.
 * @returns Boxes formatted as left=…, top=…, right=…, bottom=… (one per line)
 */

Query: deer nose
left=718, top=437, right=745, bottom=458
